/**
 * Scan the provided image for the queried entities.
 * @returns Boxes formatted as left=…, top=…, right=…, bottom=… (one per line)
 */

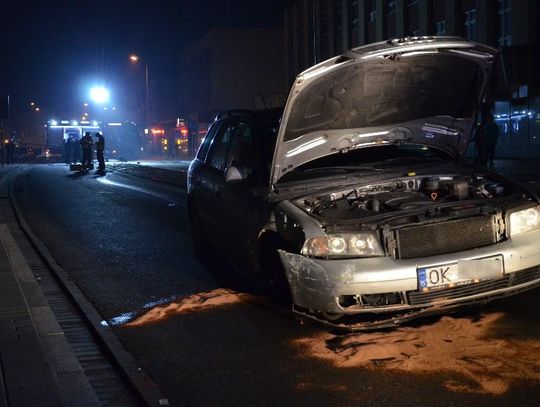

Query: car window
left=227, top=122, right=253, bottom=169
left=206, top=123, right=234, bottom=172
left=196, top=121, right=221, bottom=161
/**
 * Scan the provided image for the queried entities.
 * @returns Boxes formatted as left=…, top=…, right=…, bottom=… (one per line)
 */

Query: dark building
left=284, top=0, right=540, bottom=157
left=178, top=28, right=288, bottom=126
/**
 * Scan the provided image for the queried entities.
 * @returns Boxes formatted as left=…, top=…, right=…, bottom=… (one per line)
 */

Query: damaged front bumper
left=278, top=228, right=540, bottom=330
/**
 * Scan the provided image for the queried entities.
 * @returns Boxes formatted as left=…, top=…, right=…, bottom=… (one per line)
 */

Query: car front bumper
left=278, top=228, right=540, bottom=327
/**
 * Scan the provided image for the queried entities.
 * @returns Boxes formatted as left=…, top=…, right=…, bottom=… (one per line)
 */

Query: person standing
left=80, top=132, right=93, bottom=168
left=95, top=132, right=105, bottom=174
left=64, top=135, right=73, bottom=164
left=72, top=135, right=80, bottom=163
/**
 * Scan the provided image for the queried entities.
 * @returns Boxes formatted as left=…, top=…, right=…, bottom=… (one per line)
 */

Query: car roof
left=214, top=108, right=283, bottom=123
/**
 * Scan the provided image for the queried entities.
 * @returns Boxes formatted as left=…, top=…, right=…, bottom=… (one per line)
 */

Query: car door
left=191, top=120, right=234, bottom=250
left=218, top=119, right=269, bottom=272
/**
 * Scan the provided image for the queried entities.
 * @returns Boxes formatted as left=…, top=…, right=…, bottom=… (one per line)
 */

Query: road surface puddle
left=295, top=312, right=540, bottom=395
left=125, top=288, right=262, bottom=327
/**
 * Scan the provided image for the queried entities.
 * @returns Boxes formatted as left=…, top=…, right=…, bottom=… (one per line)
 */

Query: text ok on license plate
left=417, top=256, right=503, bottom=291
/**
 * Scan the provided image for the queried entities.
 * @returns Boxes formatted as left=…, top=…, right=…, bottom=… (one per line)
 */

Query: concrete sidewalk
left=0, top=167, right=100, bottom=406
left=0, top=223, right=101, bottom=407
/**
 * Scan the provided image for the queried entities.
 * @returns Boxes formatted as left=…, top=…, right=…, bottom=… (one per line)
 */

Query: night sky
left=0, top=0, right=288, bottom=119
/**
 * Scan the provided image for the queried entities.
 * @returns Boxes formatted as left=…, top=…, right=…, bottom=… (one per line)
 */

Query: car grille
left=396, top=216, right=497, bottom=259
left=408, top=266, right=540, bottom=306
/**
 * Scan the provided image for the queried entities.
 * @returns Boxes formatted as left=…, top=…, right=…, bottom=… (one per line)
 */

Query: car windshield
left=278, top=144, right=450, bottom=183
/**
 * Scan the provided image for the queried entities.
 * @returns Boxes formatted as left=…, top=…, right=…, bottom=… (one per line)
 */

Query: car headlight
left=301, top=233, right=384, bottom=258
left=509, top=205, right=540, bottom=237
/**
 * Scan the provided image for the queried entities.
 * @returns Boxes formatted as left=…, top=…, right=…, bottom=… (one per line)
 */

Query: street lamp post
left=129, top=54, right=149, bottom=127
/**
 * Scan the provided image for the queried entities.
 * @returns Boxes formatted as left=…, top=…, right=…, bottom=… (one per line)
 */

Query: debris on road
left=126, top=288, right=264, bottom=326
left=294, top=312, right=540, bottom=395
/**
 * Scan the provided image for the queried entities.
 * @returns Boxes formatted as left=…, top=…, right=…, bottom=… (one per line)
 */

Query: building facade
left=284, top=0, right=540, bottom=157
left=178, top=27, right=288, bottom=125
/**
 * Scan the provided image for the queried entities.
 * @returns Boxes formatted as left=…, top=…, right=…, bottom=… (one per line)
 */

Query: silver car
left=188, top=37, right=540, bottom=330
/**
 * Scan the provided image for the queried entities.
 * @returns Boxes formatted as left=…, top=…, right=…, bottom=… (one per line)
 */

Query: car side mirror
left=225, top=166, right=247, bottom=183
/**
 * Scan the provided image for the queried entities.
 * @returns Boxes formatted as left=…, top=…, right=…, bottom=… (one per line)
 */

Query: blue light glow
left=89, top=86, right=110, bottom=104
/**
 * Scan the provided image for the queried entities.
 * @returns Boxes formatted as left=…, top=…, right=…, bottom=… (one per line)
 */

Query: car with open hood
left=187, top=37, right=540, bottom=330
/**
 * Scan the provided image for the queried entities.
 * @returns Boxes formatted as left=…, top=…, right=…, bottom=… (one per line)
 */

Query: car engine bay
left=298, top=173, right=514, bottom=222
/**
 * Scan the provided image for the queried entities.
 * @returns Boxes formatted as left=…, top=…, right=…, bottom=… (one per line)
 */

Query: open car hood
left=270, top=37, right=498, bottom=188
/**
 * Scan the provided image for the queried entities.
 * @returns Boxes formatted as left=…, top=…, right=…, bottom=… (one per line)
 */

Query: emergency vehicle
left=46, top=120, right=141, bottom=160
left=147, top=118, right=190, bottom=156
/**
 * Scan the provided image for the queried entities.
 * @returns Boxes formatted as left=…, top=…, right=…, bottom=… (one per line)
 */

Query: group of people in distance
left=65, top=132, right=105, bottom=174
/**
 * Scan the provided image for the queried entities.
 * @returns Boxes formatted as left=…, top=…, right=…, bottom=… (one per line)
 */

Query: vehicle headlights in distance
left=301, top=233, right=384, bottom=258
left=509, top=205, right=540, bottom=237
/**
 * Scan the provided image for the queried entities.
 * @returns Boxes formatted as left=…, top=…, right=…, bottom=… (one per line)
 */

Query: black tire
left=258, top=233, right=293, bottom=303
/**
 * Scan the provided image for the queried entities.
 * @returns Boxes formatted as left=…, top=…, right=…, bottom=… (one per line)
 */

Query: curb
left=8, top=171, right=170, bottom=407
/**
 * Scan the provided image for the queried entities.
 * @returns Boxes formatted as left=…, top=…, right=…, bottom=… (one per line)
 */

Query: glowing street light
left=129, top=53, right=149, bottom=126
left=89, top=86, right=110, bottom=104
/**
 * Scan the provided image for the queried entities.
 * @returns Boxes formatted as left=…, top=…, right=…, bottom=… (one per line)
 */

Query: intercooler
left=396, top=215, right=497, bottom=259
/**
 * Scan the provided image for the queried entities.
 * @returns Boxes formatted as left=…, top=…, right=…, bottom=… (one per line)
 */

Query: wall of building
left=284, top=0, right=540, bottom=157
left=178, top=28, right=288, bottom=124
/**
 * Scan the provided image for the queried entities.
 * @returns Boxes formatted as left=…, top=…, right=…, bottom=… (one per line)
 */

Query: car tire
left=258, top=233, right=293, bottom=303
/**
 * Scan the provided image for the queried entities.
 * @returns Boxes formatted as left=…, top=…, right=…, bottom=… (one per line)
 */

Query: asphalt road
left=13, top=162, right=540, bottom=406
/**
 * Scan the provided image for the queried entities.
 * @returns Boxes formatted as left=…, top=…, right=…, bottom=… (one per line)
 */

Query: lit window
left=435, top=20, right=446, bottom=36
left=387, top=0, right=396, bottom=15
left=464, top=9, right=476, bottom=41
left=368, top=0, right=376, bottom=23
left=352, top=0, right=361, bottom=28
left=498, top=0, right=512, bottom=46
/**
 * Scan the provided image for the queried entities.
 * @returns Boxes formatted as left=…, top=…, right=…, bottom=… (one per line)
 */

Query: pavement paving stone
left=0, top=173, right=101, bottom=406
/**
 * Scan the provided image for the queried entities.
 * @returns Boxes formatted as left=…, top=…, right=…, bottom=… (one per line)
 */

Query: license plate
left=417, top=256, right=503, bottom=291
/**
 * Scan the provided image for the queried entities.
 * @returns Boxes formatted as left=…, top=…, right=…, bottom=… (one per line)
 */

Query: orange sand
left=295, top=312, right=540, bottom=395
